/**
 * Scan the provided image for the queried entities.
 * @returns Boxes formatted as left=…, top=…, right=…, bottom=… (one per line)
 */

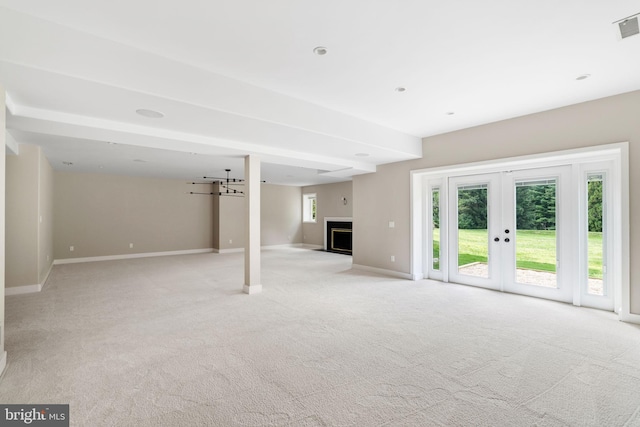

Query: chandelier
left=189, top=169, right=245, bottom=197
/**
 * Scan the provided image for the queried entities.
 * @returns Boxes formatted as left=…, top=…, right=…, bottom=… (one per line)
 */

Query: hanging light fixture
left=189, top=169, right=245, bottom=197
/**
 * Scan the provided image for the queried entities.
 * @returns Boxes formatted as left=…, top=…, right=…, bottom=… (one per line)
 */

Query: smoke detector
left=614, top=13, right=639, bottom=40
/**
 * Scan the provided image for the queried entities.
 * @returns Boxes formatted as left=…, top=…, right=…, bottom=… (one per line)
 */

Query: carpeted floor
left=2, top=247, right=640, bottom=426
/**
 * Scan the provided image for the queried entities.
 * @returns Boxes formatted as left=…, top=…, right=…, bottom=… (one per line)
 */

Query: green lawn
left=432, top=229, right=603, bottom=279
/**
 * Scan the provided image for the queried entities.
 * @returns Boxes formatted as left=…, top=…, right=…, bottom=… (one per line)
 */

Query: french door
left=447, top=166, right=573, bottom=303
left=421, top=147, right=623, bottom=313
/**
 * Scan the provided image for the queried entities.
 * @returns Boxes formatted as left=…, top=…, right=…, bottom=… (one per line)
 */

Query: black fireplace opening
left=326, top=221, right=352, bottom=255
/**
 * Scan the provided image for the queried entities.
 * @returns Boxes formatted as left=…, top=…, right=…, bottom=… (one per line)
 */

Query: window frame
left=303, top=193, right=317, bottom=223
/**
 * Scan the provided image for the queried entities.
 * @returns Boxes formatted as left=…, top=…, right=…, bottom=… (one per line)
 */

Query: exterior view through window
left=303, top=193, right=317, bottom=222
left=514, top=179, right=558, bottom=287
left=587, top=173, right=605, bottom=296
left=456, top=183, right=489, bottom=279
left=431, top=187, right=440, bottom=270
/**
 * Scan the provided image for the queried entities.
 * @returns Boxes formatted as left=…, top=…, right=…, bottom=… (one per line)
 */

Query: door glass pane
left=514, top=179, right=557, bottom=287
left=431, top=187, right=440, bottom=271
left=457, top=184, right=488, bottom=278
left=587, top=174, right=605, bottom=295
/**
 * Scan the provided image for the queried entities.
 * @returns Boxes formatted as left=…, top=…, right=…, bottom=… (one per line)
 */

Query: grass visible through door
left=432, top=229, right=603, bottom=279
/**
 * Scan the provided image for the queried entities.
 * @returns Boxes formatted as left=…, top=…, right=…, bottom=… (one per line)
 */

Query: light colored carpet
left=2, top=247, right=640, bottom=426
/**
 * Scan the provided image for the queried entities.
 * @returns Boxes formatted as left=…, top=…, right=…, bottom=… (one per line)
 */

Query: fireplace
left=324, top=217, right=352, bottom=255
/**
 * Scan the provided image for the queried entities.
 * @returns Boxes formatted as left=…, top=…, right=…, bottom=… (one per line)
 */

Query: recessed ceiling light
left=445, top=111, right=455, bottom=116
left=313, top=46, right=328, bottom=56
left=355, top=153, right=370, bottom=157
left=576, top=74, right=591, bottom=81
left=395, top=87, right=406, bottom=93
left=136, top=109, right=164, bottom=118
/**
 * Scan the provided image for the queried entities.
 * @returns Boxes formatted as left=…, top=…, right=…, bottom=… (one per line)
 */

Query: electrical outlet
left=129, top=243, right=134, bottom=248
left=229, top=239, right=233, bottom=244
left=389, top=221, right=395, bottom=228
left=70, top=246, right=74, bottom=252
left=391, top=255, right=395, bottom=262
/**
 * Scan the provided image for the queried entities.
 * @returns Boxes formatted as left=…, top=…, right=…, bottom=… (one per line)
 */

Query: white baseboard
left=214, top=248, right=244, bottom=254
left=215, top=243, right=319, bottom=253
left=620, top=311, right=640, bottom=325
left=54, top=248, right=215, bottom=265
left=243, top=284, right=262, bottom=294
left=263, top=243, right=322, bottom=250
left=351, top=264, right=413, bottom=280
left=40, top=262, right=54, bottom=288
left=6, top=261, right=55, bottom=296
left=6, top=284, right=43, bottom=296
left=53, top=245, right=320, bottom=263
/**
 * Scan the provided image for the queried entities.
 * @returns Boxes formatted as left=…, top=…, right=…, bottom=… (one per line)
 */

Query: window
left=431, top=186, right=440, bottom=271
left=586, top=173, right=606, bottom=296
left=303, top=193, right=317, bottom=222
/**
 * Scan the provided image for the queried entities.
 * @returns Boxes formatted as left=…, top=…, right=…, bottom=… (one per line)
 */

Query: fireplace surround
left=324, top=217, right=352, bottom=255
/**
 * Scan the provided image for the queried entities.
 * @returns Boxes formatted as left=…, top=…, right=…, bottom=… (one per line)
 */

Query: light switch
left=389, top=221, right=395, bottom=228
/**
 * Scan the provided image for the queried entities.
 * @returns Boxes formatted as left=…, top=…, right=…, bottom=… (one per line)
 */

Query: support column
left=1, top=86, right=7, bottom=374
left=243, top=155, right=261, bottom=294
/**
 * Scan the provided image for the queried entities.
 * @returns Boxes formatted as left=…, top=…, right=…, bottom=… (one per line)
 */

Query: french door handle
left=494, top=237, right=500, bottom=242
left=504, top=238, right=510, bottom=243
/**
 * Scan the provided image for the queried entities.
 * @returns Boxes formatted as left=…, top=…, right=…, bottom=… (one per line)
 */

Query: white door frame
left=409, top=142, right=634, bottom=322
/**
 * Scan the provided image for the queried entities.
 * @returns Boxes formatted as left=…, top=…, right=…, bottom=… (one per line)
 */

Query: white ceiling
left=1, top=1, right=639, bottom=185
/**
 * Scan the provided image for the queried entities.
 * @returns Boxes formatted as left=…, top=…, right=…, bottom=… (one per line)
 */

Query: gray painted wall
left=215, top=183, right=303, bottom=250
left=1, top=87, right=6, bottom=364
left=5, top=144, right=53, bottom=288
left=261, top=184, right=302, bottom=247
left=302, top=181, right=352, bottom=247
left=218, top=192, right=244, bottom=251
left=38, top=148, right=54, bottom=284
left=53, top=173, right=302, bottom=257
left=6, top=145, right=38, bottom=287
left=54, top=172, right=215, bottom=259
left=353, top=90, right=640, bottom=314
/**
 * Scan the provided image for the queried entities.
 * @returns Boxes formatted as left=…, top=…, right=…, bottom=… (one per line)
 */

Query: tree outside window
left=303, top=193, right=317, bottom=222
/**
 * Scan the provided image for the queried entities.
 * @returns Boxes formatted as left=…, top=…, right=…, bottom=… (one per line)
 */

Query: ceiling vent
left=615, top=14, right=639, bottom=39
